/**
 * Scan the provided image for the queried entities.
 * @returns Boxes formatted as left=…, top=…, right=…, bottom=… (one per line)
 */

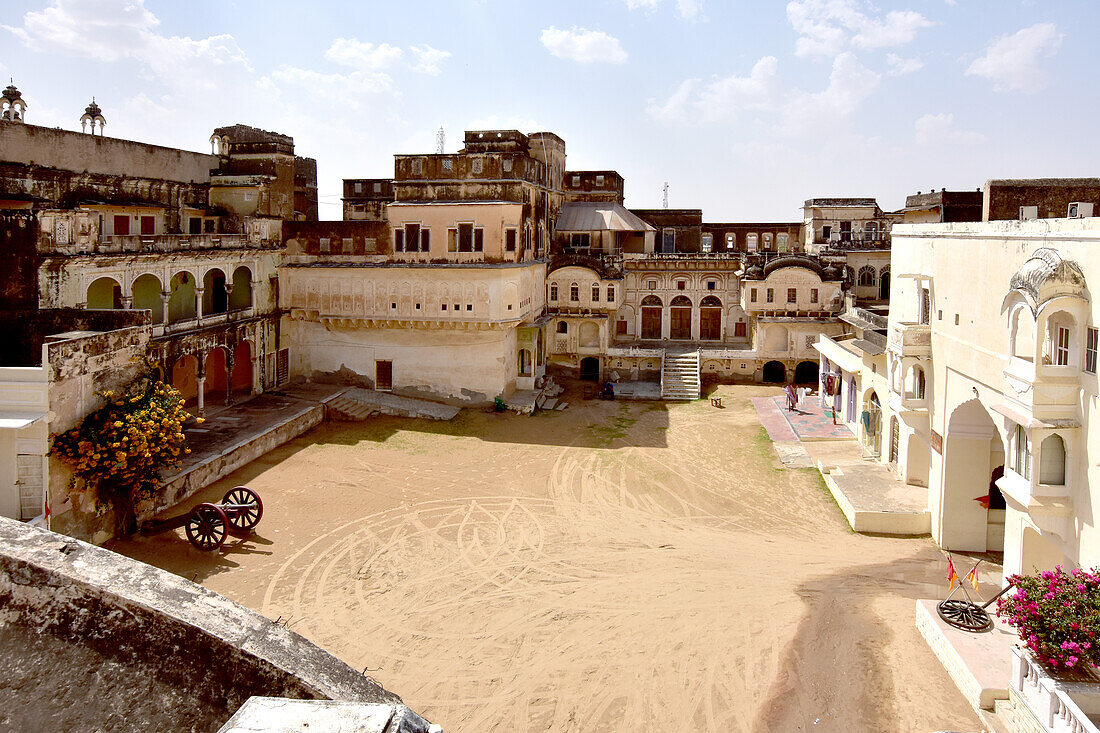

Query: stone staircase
left=325, top=388, right=460, bottom=421
left=661, top=350, right=701, bottom=400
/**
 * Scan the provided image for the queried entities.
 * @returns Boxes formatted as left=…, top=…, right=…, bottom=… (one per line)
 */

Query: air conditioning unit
left=1068, top=202, right=1094, bottom=218
left=1019, top=205, right=1038, bottom=221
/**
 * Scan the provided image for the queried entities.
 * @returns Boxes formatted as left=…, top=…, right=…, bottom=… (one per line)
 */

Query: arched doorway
left=794, top=360, right=818, bottom=385
left=518, top=348, right=532, bottom=377
left=203, top=268, right=228, bottom=316
left=641, top=295, right=662, bottom=340
left=879, top=267, right=890, bottom=300
left=131, top=273, right=163, bottom=323
left=168, top=271, right=197, bottom=323
left=204, top=348, right=229, bottom=407
left=172, top=355, right=199, bottom=407
left=231, top=341, right=253, bottom=398
left=941, top=399, right=1006, bottom=551
left=86, top=277, right=122, bottom=309
left=580, top=356, right=600, bottom=381
left=863, top=391, right=882, bottom=457
left=700, top=295, right=722, bottom=340
left=230, top=266, right=252, bottom=311
left=762, top=360, right=786, bottom=384
left=670, top=295, right=692, bottom=340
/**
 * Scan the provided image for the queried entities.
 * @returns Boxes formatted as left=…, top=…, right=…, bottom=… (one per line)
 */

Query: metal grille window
left=472, top=158, right=483, bottom=174
left=1087, top=327, right=1098, bottom=373
left=441, top=158, right=453, bottom=173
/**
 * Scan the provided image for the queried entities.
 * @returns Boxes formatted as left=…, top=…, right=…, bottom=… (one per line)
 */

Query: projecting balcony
left=1001, top=357, right=1081, bottom=427
left=888, top=322, right=931, bottom=358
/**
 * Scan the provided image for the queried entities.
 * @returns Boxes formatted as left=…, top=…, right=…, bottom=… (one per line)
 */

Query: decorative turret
left=80, top=98, right=106, bottom=135
left=2, top=81, right=26, bottom=122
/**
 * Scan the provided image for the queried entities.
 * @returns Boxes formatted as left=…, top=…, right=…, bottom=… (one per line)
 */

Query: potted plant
left=998, top=566, right=1100, bottom=672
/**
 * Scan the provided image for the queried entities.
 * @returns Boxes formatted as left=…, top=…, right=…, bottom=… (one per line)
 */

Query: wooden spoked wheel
left=185, top=503, right=229, bottom=551
left=936, top=599, right=993, bottom=632
left=222, top=486, right=263, bottom=533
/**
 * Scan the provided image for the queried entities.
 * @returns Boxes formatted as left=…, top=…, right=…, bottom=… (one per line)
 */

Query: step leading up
left=661, top=350, right=701, bottom=400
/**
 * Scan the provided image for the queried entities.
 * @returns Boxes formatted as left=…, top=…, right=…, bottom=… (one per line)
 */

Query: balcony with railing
left=888, top=322, right=932, bottom=358
left=817, top=231, right=892, bottom=252
left=1012, top=647, right=1100, bottom=733
left=94, top=233, right=255, bottom=254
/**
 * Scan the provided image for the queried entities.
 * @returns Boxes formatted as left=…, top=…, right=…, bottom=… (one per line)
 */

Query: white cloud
left=966, top=22, right=1063, bottom=93
left=786, top=0, right=933, bottom=57
left=540, top=26, right=628, bottom=64
left=886, top=53, right=923, bottom=75
left=914, top=112, right=984, bottom=145
left=3, top=0, right=253, bottom=97
left=647, top=52, right=878, bottom=136
left=269, top=67, right=395, bottom=107
left=325, top=39, right=404, bottom=70
left=624, top=0, right=702, bottom=19
left=410, top=45, right=451, bottom=76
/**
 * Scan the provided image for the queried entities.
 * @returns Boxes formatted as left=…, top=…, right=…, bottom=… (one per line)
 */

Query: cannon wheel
left=937, top=599, right=993, bottom=632
left=222, top=486, right=263, bottom=533
left=186, top=503, right=228, bottom=551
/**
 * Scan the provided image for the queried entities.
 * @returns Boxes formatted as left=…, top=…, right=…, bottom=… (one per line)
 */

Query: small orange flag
left=947, top=559, right=958, bottom=591
left=967, top=566, right=981, bottom=595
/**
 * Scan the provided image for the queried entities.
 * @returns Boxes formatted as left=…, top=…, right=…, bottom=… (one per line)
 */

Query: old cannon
left=140, top=486, right=263, bottom=551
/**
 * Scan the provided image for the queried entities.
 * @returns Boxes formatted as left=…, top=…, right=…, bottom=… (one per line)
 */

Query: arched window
left=700, top=295, right=722, bottom=308
left=1039, top=434, right=1066, bottom=485
left=1009, top=304, right=1036, bottom=362
left=549, top=284, right=558, bottom=301
left=641, top=295, right=662, bottom=307
left=912, top=365, right=926, bottom=399
left=570, top=282, right=579, bottom=302
left=857, top=265, right=876, bottom=287
left=1012, top=425, right=1031, bottom=479
left=556, top=321, right=568, bottom=334
left=670, top=295, right=692, bottom=307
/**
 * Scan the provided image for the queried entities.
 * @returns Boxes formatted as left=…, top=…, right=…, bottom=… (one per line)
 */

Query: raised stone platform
left=916, top=598, right=1015, bottom=711
left=219, top=697, right=442, bottom=733
left=817, top=460, right=931, bottom=534
left=142, top=384, right=343, bottom=522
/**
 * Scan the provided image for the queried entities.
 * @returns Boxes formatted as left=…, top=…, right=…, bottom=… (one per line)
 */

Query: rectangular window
left=204, top=219, right=215, bottom=234
left=505, top=229, right=517, bottom=252
left=607, top=285, right=614, bottom=301
left=394, top=228, right=405, bottom=252
left=503, top=158, right=513, bottom=173
left=189, top=217, right=202, bottom=235
left=550, top=284, right=558, bottom=301
left=707, top=281, right=716, bottom=291
left=140, top=215, right=155, bottom=236
left=662, top=228, right=676, bottom=253
left=595, top=175, right=605, bottom=186
left=592, top=284, right=600, bottom=302
left=474, top=228, right=484, bottom=252
left=420, top=228, right=430, bottom=252
left=448, top=228, right=458, bottom=252
left=746, top=234, right=758, bottom=251
left=1086, top=327, right=1098, bottom=373
left=571, top=175, right=580, bottom=187
left=570, top=284, right=579, bottom=301
left=570, top=233, right=590, bottom=249
left=750, top=288, right=758, bottom=303
left=373, top=182, right=382, bottom=193
left=113, top=215, right=130, bottom=236
left=472, top=158, right=483, bottom=174
left=411, top=158, right=423, bottom=175
left=701, top=233, right=713, bottom=252
left=1055, top=326, right=1070, bottom=366
left=616, top=320, right=627, bottom=335
left=364, top=237, right=376, bottom=252
left=677, top=281, right=686, bottom=290
left=319, top=237, right=330, bottom=253
left=920, top=287, right=931, bottom=325
left=777, top=233, right=789, bottom=251
left=458, top=223, right=473, bottom=252
left=342, top=237, right=353, bottom=253
left=404, top=224, right=420, bottom=253
left=822, top=225, right=832, bottom=240
left=810, top=288, right=819, bottom=303
left=787, top=288, right=797, bottom=303
left=766, top=288, right=774, bottom=303
left=354, top=182, right=362, bottom=193
left=647, top=280, right=657, bottom=290
left=441, top=158, right=453, bottom=173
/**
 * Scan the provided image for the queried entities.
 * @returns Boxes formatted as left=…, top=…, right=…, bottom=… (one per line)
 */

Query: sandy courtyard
left=110, top=385, right=980, bottom=732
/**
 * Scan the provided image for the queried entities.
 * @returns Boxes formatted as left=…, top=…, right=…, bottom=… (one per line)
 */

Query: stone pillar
left=224, top=352, right=235, bottom=406
left=224, top=284, right=234, bottom=312
left=195, top=288, right=204, bottom=324
left=661, top=308, right=670, bottom=340
left=196, top=376, right=206, bottom=415
left=160, top=291, right=171, bottom=325
left=121, top=295, right=133, bottom=309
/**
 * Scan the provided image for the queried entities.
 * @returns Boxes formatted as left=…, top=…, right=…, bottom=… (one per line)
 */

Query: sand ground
left=109, top=384, right=981, bottom=732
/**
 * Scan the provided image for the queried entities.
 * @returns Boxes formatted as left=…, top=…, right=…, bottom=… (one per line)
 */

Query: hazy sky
left=3, top=0, right=1096, bottom=221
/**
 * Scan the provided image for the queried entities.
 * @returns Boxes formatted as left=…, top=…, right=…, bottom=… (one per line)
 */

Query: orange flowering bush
left=52, top=375, right=199, bottom=507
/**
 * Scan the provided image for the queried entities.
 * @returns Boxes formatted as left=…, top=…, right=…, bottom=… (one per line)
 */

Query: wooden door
left=700, top=308, right=721, bottom=340
left=641, top=307, right=661, bottom=340
left=376, top=360, right=393, bottom=391
left=670, top=307, right=691, bottom=340
left=734, top=321, right=747, bottom=338
left=890, top=417, right=900, bottom=464
left=113, top=215, right=130, bottom=236
left=140, top=216, right=155, bottom=235
left=17, top=454, right=43, bottom=520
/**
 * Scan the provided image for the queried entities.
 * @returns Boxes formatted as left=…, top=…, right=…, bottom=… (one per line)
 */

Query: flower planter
left=1011, top=646, right=1100, bottom=733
